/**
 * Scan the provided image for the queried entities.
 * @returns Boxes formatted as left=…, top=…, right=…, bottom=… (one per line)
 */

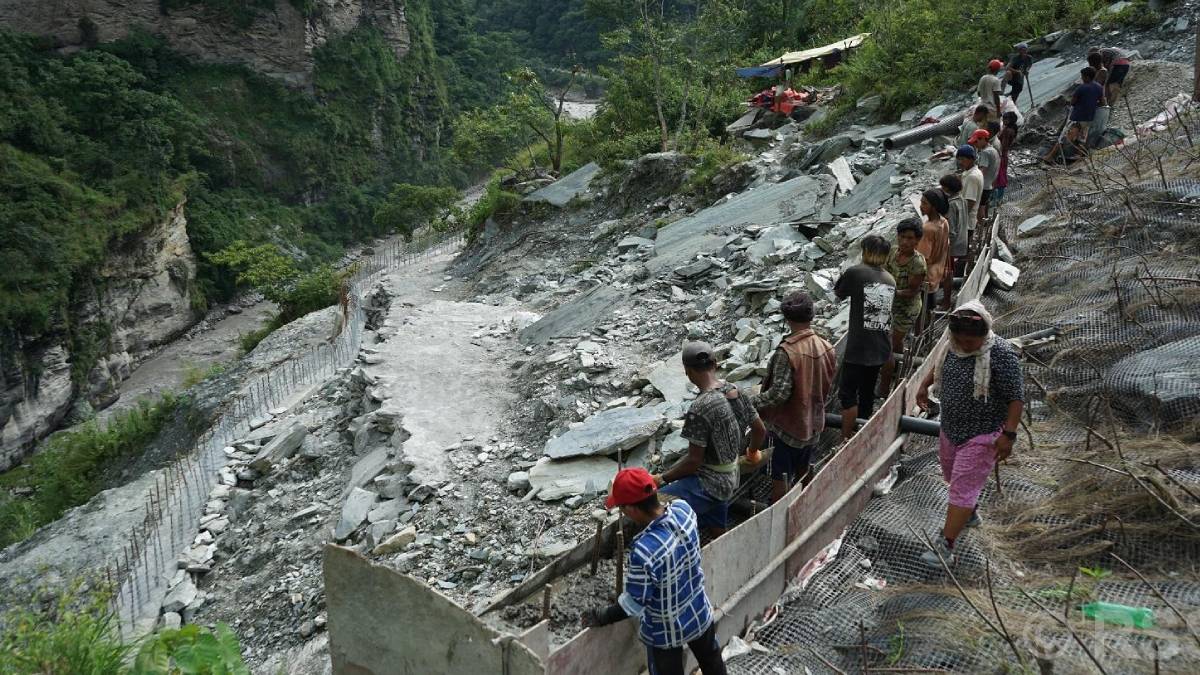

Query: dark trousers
left=839, top=362, right=882, bottom=419
left=646, top=623, right=727, bottom=675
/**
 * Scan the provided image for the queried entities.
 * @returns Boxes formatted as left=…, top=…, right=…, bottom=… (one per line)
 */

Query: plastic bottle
left=1079, top=601, right=1156, bottom=628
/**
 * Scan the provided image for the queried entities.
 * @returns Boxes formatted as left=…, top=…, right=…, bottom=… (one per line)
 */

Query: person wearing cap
left=956, top=145, right=984, bottom=242
left=977, top=60, right=1004, bottom=120
left=915, top=301, right=1024, bottom=568
left=582, top=467, right=727, bottom=675
left=653, top=341, right=766, bottom=537
left=750, top=292, right=837, bottom=503
left=969, top=129, right=999, bottom=229
left=833, top=234, right=895, bottom=440
left=1005, top=44, right=1034, bottom=102
left=1041, top=66, right=1104, bottom=164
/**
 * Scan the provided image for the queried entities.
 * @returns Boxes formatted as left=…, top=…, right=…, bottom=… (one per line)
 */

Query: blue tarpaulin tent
left=735, top=65, right=783, bottom=79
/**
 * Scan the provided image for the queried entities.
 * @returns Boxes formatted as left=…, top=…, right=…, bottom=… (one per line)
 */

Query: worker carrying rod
left=582, top=467, right=728, bottom=675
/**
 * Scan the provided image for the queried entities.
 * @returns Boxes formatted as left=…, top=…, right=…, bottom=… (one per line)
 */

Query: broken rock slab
left=162, top=576, right=198, bottom=614
left=249, top=423, right=308, bottom=473
left=1018, top=214, right=1052, bottom=235
left=832, top=164, right=899, bottom=217
left=989, top=259, right=1020, bottom=291
left=343, top=446, right=392, bottom=497
left=543, top=407, right=666, bottom=460
left=747, top=224, right=808, bottom=266
left=372, top=526, right=418, bottom=556
left=524, top=162, right=601, bottom=207
left=524, top=538, right=579, bottom=558
left=334, top=488, right=378, bottom=542
left=647, top=356, right=690, bottom=405
left=528, top=456, right=619, bottom=501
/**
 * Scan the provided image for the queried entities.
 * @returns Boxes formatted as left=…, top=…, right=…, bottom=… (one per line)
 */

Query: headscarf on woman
left=935, top=299, right=998, bottom=401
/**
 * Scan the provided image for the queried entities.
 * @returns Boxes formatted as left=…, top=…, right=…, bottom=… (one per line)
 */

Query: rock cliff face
left=0, top=0, right=409, bottom=85
left=0, top=202, right=200, bottom=470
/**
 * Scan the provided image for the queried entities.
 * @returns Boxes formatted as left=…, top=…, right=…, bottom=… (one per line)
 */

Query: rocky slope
left=0, top=0, right=410, bottom=85
left=0, top=202, right=200, bottom=469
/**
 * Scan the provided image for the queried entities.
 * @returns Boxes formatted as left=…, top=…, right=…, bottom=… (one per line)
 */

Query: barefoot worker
left=582, top=467, right=727, bottom=675
left=915, top=301, right=1024, bottom=567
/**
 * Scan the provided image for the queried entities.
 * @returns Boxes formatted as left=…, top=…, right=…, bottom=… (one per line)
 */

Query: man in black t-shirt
left=1042, top=67, right=1104, bottom=164
left=833, top=235, right=895, bottom=439
left=1005, top=43, right=1034, bottom=102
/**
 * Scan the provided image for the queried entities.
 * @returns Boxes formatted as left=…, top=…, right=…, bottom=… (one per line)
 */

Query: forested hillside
left=1, top=0, right=1111, bottom=459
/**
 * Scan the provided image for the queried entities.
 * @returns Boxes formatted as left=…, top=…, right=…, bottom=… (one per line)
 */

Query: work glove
left=580, top=604, right=627, bottom=627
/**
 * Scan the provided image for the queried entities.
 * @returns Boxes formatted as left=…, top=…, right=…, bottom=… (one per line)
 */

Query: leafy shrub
left=683, top=137, right=746, bottom=197
left=0, top=394, right=179, bottom=548
left=373, top=183, right=460, bottom=240
left=464, top=177, right=522, bottom=243
left=181, top=362, right=225, bottom=389
left=205, top=242, right=347, bottom=324
left=237, top=326, right=274, bottom=355
left=0, top=583, right=128, bottom=675
left=832, top=0, right=1102, bottom=114
left=132, top=623, right=249, bottom=674
left=0, top=582, right=250, bottom=675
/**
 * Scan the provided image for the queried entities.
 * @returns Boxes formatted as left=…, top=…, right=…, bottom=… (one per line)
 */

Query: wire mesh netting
left=728, top=112, right=1200, bottom=674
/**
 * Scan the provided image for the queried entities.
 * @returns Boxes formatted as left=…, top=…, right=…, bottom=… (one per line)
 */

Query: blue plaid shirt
left=618, top=500, right=714, bottom=648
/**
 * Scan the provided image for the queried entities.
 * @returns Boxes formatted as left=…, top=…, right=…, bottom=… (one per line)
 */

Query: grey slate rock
left=1107, top=337, right=1200, bottom=427
left=249, top=423, right=307, bottom=473
left=831, top=164, right=899, bottom=217
left=334, top=488, right=378, bottom=542
left=543, top=407, right=666, bottom=459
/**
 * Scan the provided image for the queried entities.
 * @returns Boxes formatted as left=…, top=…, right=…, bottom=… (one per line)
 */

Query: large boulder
left=528, top=456, right=619, bottom=501
left=1106, top=337, right=1200, bottom=428
left=250, top=423, right=308, bottom=473
left=543, top=407, right=666, bottom=460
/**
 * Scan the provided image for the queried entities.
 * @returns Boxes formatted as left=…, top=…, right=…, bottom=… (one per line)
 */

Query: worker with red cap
left=582, top=467, right=727, bottom=675
left=978, top=59, right=1004, bottom=121
left=968, top=129, right=1000, bottom=231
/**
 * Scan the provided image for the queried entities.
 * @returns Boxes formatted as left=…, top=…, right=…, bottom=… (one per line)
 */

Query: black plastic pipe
left=825, top=413, right=941, bottom=437
left=883, top=111, right=967, bottom=151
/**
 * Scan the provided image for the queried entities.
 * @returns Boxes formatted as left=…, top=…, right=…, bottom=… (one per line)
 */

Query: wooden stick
left=541, top=584, right=552, bottom=621
left=615, top=526, right=625, bottom=596
left=807, top=648, right=848, bottom=675
left=1017, top=586, right=1111, bottom=675
left=907, top=525, right=1026, bottom=668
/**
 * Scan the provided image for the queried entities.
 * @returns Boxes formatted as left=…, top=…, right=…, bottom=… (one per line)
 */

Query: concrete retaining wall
left=324, top=545, right=543, bottom=675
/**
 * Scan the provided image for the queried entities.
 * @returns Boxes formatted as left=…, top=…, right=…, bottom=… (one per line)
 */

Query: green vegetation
left=683, top=138, right=746, bottom=197
left=206, top=241, right=348, bottom=325
left=374, top=184, right=461, bottom=241
left=133, top=624, right=249, bottom=674
left=238, top=326, right=275, bottom=355
left=832, top=0, right=1102, bottom=114
left=1, top=0, right=470, bottom=368
left=0, top=583, right=129, bottom=674
left=180, top=362, right=226, bottom=389
left=463, top=177, right=524, bottom=244
left=0, top=582, right=249, bottom=674
left=0, top=394, right=179, bottom=549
